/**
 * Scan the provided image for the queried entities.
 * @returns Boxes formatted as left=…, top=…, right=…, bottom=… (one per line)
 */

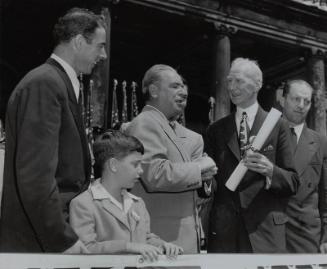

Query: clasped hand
left=243, top=151, right=273, bottom=178
left=197, top=154, right=218, bottom=182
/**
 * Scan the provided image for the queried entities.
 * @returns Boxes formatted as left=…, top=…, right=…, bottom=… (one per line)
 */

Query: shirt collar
left=50, top=53, right=80, bottom=100
left=235, top=102, right=259, bottom=129
left=290, top=123, right=304, bottom=142
left=90, top=179, right=140, bottom=213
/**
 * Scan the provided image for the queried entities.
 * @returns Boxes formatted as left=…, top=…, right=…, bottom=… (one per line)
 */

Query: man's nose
left=138, top=166, right=144, bottom=176
left=100, top=47, right=107, bottom=60
left=297, top=99, right=305, bottom=109
left=179, top=88, right=188, bottom=98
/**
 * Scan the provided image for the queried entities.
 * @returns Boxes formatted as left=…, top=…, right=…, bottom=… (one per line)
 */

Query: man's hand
left=243, top=151, right=273, bottom=178
left=197, top=155, right=217, bottom=175
left=63, top=240, right=89, bottom=254
left=201, top=168, right=218, bottom=181
left=126, top=242, right=162, bottom=262
left=161, top=242, right=183, bottom=259
left=320, top=242, right=327, bottom=253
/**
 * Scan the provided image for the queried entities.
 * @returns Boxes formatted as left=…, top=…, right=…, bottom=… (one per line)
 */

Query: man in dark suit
left=205, top=57, right=299, bottom=253
left=0, top=8, right=107, bottom=253
left=281, top=79, right=327, bottom=253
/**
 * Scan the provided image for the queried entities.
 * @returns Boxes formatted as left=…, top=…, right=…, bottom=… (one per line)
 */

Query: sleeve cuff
left=265, top=176, right=272, bottom=190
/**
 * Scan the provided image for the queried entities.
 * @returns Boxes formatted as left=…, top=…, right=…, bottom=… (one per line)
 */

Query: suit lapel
left=101, top=199, right=131, bottom=231
left=225, top=113, right=241, bottom=161
left=46, top=58, right=78, bottom=105
left=127, top=205, right=139, bottom=232
left=144, top=107, right=190, bottom=162
left=46, top=58, right=91, bottom=181
left=294, top=126, right=317, bottom=176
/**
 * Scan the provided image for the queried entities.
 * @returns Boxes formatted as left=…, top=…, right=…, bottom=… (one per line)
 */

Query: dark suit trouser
left=208, top=189, right=253, bottom=253
left=207, top=214, right=252, bottom=253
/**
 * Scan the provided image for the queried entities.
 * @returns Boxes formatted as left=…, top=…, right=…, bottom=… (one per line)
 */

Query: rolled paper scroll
left=225, top=108, right=282, bottom=191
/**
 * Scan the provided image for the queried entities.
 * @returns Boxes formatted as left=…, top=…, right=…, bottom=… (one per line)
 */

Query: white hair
left=230, top=57, right=263, bottom=89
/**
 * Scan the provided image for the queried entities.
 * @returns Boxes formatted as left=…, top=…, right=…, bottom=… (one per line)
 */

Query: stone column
left=211, top=22, right=237, bottom=121
left=306, top=49, right=326, bottom=135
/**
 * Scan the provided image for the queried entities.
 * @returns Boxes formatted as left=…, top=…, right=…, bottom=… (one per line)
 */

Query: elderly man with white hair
left=205, top=57, right=299, bottom=253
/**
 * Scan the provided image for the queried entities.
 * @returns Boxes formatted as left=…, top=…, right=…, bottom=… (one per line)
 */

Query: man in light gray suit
left=126, top=64, right=217, bottom=253
left=281, top=79, right=327, bottom=253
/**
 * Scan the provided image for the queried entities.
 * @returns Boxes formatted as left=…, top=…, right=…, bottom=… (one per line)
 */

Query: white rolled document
left=225, top=108, right=282, bottom=191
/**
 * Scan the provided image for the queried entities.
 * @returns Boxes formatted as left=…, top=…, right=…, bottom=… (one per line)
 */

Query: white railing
left=292, top=0, right=327, bottom=10
left=1, top=253, right=327, bottom=269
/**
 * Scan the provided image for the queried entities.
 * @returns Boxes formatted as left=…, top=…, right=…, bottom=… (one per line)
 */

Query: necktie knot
left=169, top=121, right=176, bottom=130
left=290, top=127, right=297, bottom=140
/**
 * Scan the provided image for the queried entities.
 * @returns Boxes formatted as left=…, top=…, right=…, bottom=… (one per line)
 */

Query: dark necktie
left=290, top=127, right=297, bottom=153
left=78, top=78, right=85, bottom=125
left=239, top=112, right=249, bottom=158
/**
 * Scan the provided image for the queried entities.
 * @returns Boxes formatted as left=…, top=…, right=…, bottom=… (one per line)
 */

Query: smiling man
left=0, top=8, right=106, bottom=253
left=281, top=79, right=327, bottom=253
left=126, top=64, right=217, bottom=253
left=205, top=57, right=299, bottom=253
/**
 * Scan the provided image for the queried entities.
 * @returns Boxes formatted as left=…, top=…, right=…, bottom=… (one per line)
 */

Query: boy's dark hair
left=53, top=7, right=105, bottom=46
left=93, top=130, right=144, bottom=173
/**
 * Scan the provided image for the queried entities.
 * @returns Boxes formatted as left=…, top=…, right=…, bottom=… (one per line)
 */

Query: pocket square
left=262, top=144, right=274, bottom=152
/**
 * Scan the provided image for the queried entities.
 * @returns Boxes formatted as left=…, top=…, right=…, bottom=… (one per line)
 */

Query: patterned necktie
left=290, top=127, right=297, bottom=153
left=239, top=112, right=249, bottom=158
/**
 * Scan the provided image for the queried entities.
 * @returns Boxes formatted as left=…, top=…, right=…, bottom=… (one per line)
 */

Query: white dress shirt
left=50, top=53, right=80, bottom=101
left=290, top=123, right=304, bottom=143
left=235, top=102, right=259, bottom=134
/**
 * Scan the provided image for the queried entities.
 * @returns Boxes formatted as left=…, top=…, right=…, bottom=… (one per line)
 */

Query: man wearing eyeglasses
left=281, top=79, right=327, bottom=253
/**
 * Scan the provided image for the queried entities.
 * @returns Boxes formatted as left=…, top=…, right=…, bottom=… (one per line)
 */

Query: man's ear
left=108, top=158, right=118, bottom=172
left=280, top=96, right=285, bottom=109
left=276, top=89, right=285, bottom=108
left=72, top=34, right=84, bottom=51
left=255, top=80, right=262, bottom=93
left=149, top=84, right=159, bottom=98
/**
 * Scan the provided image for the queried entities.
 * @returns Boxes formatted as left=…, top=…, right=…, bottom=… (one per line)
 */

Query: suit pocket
left=272, top=212, right=288, bottom=225
left=262, top=149, right=275, bottom=162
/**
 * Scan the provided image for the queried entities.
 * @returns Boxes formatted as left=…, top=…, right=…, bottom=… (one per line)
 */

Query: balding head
left=142, top=64, right=177, bottom=101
